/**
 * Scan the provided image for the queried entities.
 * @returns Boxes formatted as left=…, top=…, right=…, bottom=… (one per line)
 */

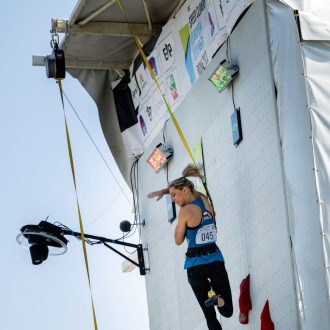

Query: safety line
left=115, top=1, right=219, bottom=224
left=57, top=79, right=98, bottom=330
left=116, top=0, right=195, bottom=164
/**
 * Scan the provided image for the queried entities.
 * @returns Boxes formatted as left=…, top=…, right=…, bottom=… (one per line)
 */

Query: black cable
left=231, top=83, right=236, bottom=110
left=226, top=36, right=230, bottom=63
left=112, top=158, right=139, bottom=242
left=135, top=159, right=142, bottom=244
left=54, top=221, right=102, bottom=245
left=162, top=119, right=170, bottom=185
left=121, top=157, right=144, bottom=253
left=226, top=36, right=237, bottom=110
left=130, top=159, right=139, bottom=225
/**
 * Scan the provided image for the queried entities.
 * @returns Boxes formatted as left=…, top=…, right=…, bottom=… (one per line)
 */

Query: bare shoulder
left=178, top=204, right=196, bottom=217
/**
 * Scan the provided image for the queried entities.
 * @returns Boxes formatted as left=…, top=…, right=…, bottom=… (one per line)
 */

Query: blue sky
left=0, top=1, right=148, bottom=329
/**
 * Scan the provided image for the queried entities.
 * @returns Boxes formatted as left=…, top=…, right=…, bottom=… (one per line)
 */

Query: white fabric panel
left=299, top=11, right=330, bottom=41
left=278, top=0, right=330, bottom=21
left=267, top=0, right=330, bottom=329
left=302, top=41, right=330, bottom=303
left=121, top=124, right=145, bottom=158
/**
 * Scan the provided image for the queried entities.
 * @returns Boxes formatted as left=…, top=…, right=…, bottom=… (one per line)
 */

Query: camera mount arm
left=17, top=221, right=148, bottom=275
left=62, top=229, right=147, bottom=275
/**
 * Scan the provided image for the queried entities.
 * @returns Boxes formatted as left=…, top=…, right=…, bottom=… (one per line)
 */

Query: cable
left=54, top=221, right=100, bottom=245
left=62, top=90, right=131, bottom=204
left=226, top=36, right=231, bottom=63
left=162, top=119, right=170, bottom=185
left=112, top=158, right=140, bottom=242
left=225, top=36, right=237, bottom=110
left=231, top=84, right=236, bottom=109
left=135, top=159, right=142, bottom=243
left=121, top=158, right=142, bottom=253
left=83, top=193, right=121, bottom=228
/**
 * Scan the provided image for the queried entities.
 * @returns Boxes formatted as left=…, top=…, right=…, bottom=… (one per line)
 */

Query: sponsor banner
left=126, top=0, right=254, bottom=153
left=178, top=0, right=219, bottom=83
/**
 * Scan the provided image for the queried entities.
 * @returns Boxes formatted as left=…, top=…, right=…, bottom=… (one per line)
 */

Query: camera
left=46, top=44, right=66, bottom=79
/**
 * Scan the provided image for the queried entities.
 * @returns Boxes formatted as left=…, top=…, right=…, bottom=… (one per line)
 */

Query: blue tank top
left=184, top=197, right=224, bottom=269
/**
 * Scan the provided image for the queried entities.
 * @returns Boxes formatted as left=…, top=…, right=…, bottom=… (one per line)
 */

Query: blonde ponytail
left=182, top=163, right=205, bottom=182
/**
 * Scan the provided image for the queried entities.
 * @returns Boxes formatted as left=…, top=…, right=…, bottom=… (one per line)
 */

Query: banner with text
left=125, top=0, right=254, bottom=155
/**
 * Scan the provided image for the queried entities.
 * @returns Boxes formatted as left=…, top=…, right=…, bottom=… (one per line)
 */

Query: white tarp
left=267, top=0, right=330, bottom=328
left=302, top=39, right=330, bottom=305
left=299, top=11, right=330, bottom=41
left=278, top=0, right=330, bottom=20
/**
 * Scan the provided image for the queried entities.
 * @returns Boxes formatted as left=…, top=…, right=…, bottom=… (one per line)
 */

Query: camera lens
left=29, top=244, right=49, bottom=265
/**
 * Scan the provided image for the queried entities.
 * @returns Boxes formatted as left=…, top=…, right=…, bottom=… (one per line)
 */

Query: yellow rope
left=116, top=0, right=195, bottom=164
left=57, top=79, right=98, bottom=330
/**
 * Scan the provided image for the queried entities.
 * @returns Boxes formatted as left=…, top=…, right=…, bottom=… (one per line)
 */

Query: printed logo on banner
left=166, top=70, right=180, bottom=105
left=147, top=49, right=162, bottom=81
left=188, top=0, right=206, bottom=62
left=148, top=56, right=158, bottom=77
left=136, top=64, right=149, bottom=98
left=128, top=74, right=141, bottom=110
left=139, top=115, right=148, bottom=136
left=146, top=105, right=153, bottom=122
left=159, top=32, right=175, bottom=73
left=213, top=0, right=226, bottom=31
left=196, top=51, right=209, bottom=76
left=153, top=84, right=167, bottom=119
left=180, top=0, right=219, bottom=82
left=208, top=8, right=216, bottom=37
left=179, top=24, right=196, bottom=85
left=139, top=96, right=157, bottom=139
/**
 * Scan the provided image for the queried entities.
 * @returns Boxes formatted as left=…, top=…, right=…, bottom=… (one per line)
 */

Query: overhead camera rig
left=17, top=220, right=148, bottom=275
left=45, top=32, right=66, bottom=79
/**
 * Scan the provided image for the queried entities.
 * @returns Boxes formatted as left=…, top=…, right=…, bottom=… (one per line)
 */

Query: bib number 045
left=196, top=224, right=217, bottom=244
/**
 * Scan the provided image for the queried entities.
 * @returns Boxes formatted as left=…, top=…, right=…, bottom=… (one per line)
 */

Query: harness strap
left=186, top=244, right=219, bottom=258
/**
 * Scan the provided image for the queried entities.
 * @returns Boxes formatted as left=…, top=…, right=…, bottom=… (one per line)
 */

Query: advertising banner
left=125, top=0, right=254, bottom=154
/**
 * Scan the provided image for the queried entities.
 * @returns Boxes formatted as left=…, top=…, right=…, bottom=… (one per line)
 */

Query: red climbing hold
left=239, top=274, right=252, bottom=324
left=261, top=300, right=275, bottom=330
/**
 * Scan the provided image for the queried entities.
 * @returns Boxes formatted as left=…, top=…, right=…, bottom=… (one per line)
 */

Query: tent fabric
left=278, top=0, right=330, bottom=21
left=67, top=68, right=137, bottom=181
left=302, top=39, right=330, bottom=306
left=267, top=0, right=330, bottom=329
left=63, top=0, right=182, bottom=66
left=299, top=11, right=330, bottom=41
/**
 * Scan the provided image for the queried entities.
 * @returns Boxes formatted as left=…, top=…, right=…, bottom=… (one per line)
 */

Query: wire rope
left=62, top=90, right=131, bottom=204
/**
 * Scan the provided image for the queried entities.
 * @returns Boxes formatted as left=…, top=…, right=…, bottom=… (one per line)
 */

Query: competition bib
left=195, top=224, right=217, bottom=244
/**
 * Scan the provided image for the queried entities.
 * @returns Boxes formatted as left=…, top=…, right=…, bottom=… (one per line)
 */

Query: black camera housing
left=46, top=46, right=66, bottom=79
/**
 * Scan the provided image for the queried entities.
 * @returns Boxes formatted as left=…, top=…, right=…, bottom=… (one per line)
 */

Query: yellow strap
left=116, top=0, right=195, bottom=164
left=57, top=79, right=98, bottom=330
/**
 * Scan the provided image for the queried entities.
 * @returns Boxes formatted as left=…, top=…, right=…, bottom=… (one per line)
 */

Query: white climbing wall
left=138, top=1, right=299, bottom=329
